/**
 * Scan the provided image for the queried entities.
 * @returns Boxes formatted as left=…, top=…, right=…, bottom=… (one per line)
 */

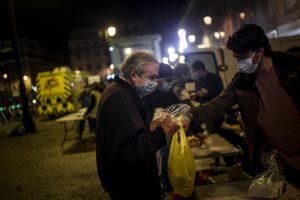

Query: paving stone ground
left=0, top=117, right=110, bottom=200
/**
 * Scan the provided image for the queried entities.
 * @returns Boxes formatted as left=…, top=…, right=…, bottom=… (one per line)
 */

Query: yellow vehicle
left=36, top=67, right=87, bottom=117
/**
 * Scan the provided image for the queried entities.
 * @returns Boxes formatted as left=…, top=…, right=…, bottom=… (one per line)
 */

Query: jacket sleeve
left=191, top=80, right=237, bottom=124
left=99, top=92, right=166, bottom=165
left=84, top=94, right=96, bottom=116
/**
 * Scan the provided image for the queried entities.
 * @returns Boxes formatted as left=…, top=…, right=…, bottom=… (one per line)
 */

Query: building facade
left=254, top=0, right=300, bottom=37
left=179, top=0, right=300, bottom=48
left=68, top=28, right=110, bottom=75
left=68, top=20, right=155, bottom=75
left=0, top=39, right=67, bottom=92
left=0, top=38, right=68, bottom=110
left=179, top=0, right=254, bottom=48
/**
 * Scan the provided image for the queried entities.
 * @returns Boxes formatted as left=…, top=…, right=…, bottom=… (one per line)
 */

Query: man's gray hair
left=120, top=51, right=159, bottom=77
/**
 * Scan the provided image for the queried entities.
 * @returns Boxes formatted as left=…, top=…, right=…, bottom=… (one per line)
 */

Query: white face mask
left=190, top=72, right=199, bottom=81
left=237, top=52, right=261, bottom=74
left=158, top=81, right=173, bottom=93
left=135, top=78, right=158, bottom=96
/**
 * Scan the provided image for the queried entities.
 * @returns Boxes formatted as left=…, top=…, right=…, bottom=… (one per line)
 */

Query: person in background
left=96, top=51, right=178, bottom=200
left=77, top=85, right=90, bottom=139
left=144, top=63, right=181, bottom=115
left=191, top=24, right=300, bottom=185
left=190, top=60, right=224, bottom=133
left=145, top=63, right=202, bottom=199
left=190, top=60, right=223, bottom=103
left=144, top=63, right=180, bottom=198
left=173, top=63, right=193, bottom=105
left=84, top=82, right=103, bottom=137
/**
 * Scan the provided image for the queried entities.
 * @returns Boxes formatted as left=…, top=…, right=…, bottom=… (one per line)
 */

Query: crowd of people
left=77, top=23, right=300, bottom=200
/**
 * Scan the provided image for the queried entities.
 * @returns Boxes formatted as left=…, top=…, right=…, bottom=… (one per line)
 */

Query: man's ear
left=130, top=70, right=138, bottom=81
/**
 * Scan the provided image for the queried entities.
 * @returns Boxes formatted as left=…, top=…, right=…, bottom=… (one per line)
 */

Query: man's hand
left=181, top=117, right=191, bottom=133
left=150, top=114, right=178, bottom=138
left=160, top=114, right=179, bottom=138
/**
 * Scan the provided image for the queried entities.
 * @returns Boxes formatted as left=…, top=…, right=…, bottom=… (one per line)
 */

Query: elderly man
left=96, top=51, right=178, bottom=200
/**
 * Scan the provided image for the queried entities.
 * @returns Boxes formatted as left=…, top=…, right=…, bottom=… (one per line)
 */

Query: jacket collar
left=114, top=75, right=134, bottom=90
left=114, top=75, right=143, bottom=98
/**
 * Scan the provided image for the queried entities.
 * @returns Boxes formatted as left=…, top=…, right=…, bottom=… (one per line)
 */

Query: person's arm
left=191, top=81, right=237, bottom=124
left=84, top=94, right=96, bottom=116
left=99, top=91, right=167, bottom=165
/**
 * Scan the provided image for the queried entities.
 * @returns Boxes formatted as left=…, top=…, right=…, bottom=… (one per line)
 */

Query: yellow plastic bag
left=168, top=121, right=196, bottom=197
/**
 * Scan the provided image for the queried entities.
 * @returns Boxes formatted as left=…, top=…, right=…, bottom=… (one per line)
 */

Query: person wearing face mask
left=145, top=63, right=202, bottom=197
left=173, top=63, right=195, bottom=105
left=143, top=63, right=181, bottom=197
left=144, top=63, right=181, bottom=115
left=96, top=51, right=179, bottom=200
left=190, top=60, right=224, bottom=134
left=190, top=60, right=223, bottom=103
left=190, top=23, right=300, bottom=186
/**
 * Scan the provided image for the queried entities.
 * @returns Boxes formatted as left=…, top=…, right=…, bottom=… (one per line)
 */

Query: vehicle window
left=184, top=52, right=218, bottom=74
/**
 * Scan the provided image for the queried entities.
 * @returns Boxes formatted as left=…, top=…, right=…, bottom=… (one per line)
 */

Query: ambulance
left=36, top=67, right=87, bottom=117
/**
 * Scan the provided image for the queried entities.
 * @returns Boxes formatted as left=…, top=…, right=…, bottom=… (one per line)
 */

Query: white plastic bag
left=248, top=149, right=286, bottom=198
left=153, top=103, right=192, bottom=131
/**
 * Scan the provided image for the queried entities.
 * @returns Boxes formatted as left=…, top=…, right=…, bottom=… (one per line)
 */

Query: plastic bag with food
left=248, top=149, right=286, bottom=199
left=153, top=104, right=195, bottom=197
left=152, top=103, right=192, bottom=132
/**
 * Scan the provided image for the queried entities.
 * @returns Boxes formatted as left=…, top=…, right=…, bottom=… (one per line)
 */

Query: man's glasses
left=147, top=75, right=158, bottom=82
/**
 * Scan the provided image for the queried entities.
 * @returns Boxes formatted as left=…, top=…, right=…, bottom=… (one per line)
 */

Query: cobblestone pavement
left=0, top=117, right=110, bottom=200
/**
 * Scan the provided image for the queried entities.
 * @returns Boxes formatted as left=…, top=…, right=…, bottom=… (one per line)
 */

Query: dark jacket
left=196, top=71, right=224, bottom=103
left=144, top=89, right=181, bottom=116
left=192, top=51, right=300, bottom=167
left=96, top=76, right=166, bottom=198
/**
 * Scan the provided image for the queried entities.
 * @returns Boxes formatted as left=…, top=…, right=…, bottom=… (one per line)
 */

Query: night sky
left=0, top=0, right=186, bottom=54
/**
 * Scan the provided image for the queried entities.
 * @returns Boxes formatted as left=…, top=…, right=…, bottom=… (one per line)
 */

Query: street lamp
left=219, top=31, right=225, bottom=38
left=8, top=0, right=36, bottom=133
left=107, top=26, right=116, bottom=37
left=110, top=64, right=115, bottom=70
left=178, top=29, right=188, bottom=53
left=188, top=35, right=196, bottom=43
left=203, top=16, right=212, bottom=26
left=124, top=47, right=132, bottom=56
left=239, top=12, right=246, bottom=20
left=214, top=31, right=226, bottom=46
left=214, top=32, right=220, bottom=39
left=99, top=26, right=118, bottom=72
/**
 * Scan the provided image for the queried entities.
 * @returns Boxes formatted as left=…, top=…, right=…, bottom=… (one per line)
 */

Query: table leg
left=61, top=122, right=67, bottom=151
